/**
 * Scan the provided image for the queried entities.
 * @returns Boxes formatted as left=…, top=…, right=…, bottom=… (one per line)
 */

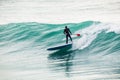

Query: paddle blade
left=76, top=34, right=80, bottom=36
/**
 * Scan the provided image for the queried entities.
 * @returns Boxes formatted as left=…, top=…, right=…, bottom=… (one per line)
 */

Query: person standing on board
left=64, top=26, right=72, bottom=44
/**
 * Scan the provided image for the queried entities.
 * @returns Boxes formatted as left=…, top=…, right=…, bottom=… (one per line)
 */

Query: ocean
left=0, top=21, right=120, bottom=80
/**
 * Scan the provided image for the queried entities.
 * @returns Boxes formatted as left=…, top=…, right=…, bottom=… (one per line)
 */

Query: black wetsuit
left=64, top=28, right=72, bottom=44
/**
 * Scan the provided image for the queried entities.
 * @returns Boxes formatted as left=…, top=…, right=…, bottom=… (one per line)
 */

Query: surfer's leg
left=68, top=34, right=72, bottom=42
left=66, top=35, right=68, bottom=44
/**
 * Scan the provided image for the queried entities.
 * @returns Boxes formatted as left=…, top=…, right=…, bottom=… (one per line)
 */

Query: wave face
left=0, top=21, right=120, bottom=80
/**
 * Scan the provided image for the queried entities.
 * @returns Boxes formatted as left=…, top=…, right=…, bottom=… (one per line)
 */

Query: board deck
left=47, top=43, right=72, bottom=51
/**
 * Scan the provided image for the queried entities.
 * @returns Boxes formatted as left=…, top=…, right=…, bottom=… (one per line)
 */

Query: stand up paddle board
left=47, top=43, right=72, bottom=51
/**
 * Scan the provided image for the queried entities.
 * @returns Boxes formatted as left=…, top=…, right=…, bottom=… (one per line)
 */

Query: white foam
left=73, top=23, right=120, bottom=49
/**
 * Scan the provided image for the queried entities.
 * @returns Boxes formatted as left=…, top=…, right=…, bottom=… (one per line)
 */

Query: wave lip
left=74, top=21, right=120, bottom=50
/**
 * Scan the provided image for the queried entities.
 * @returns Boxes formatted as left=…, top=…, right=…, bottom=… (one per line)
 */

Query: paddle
left=73, top=34, right=80, bottom=36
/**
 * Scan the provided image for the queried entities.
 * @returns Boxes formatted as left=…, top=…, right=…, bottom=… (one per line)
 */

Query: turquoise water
left=0, top=21, right=120, bottom=80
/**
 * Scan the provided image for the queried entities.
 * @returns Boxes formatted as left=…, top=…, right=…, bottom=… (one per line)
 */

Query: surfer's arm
left=68, top=29, right=72, bottom=34
left=64, top=29, right=67, bottom=35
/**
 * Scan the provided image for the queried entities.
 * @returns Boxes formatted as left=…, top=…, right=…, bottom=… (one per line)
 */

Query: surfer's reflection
left=48, top=49, right=76, bottom=77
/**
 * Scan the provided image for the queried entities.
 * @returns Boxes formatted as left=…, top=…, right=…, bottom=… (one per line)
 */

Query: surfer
left=64, top=26, right=72, bottom=44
